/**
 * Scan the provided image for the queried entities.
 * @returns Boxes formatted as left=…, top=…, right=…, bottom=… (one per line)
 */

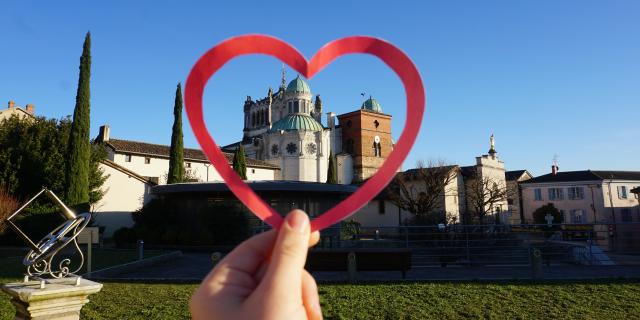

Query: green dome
left=286, top=75, right=311, bottom=93
left=361, top=96, right=382, bottom=112
left=269, top=114, right=324, bottom=132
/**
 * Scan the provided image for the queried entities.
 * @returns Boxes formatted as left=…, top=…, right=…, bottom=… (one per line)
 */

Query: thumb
left=260, top=210, right=310, bottom=299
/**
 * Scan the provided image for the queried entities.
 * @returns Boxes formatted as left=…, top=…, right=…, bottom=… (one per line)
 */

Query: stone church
left=224, top=70, right=393, bottom=184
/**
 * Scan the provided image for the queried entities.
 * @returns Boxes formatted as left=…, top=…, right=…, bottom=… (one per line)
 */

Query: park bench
left=305, top=248, right=411, bottom=279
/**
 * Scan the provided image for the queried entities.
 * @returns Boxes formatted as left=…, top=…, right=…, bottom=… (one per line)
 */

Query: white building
left=520, top=168, right=640, bottom=224
left=92, top=125, right=281, bottom=236
left=0, top=100, right=35, bottom=121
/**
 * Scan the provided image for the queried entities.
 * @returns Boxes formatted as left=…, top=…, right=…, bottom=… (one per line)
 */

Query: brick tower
left=337, top=96, right=392, bottom=182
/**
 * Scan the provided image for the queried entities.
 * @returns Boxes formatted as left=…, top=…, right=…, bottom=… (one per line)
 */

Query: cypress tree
left=232, top=145, right=247, bottom=180
left=66, top=32, right=92, bottom=209
left=327, top=152, right=337, bottom=184
left=167, top=83, right=184, bottom=184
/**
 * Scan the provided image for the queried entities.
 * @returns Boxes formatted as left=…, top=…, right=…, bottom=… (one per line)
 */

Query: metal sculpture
left=5, top=188, right=91, bottom=279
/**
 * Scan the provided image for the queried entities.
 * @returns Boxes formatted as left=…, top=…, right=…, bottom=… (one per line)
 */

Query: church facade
left=226, top=71, right=393, bottom=184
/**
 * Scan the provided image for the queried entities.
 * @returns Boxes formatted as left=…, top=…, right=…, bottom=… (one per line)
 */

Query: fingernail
left=287, top=211, right=307, bottom=233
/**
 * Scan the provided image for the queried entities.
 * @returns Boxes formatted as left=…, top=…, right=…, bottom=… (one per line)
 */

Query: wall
left=92, top=163, right=153, bottom=237
left=110, top=152, right=276, bottom=183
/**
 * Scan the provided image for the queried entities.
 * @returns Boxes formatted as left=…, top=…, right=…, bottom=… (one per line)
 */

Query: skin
left=190, top=210, right=322, bottom=320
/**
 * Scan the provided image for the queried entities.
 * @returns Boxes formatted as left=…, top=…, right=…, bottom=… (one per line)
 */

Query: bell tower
left=337, top=96, right=392, bottom=182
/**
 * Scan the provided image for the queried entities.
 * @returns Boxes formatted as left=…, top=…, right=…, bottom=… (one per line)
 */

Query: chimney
left=97, top=125, right=111, bottom=142
left=8, top=100, right=15, bottom=109
left=551, top=165, right=559, bottom=175
left=25, top=104, right=34, bottom=114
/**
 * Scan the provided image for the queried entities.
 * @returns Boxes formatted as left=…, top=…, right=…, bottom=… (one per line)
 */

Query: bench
left=305, top=248, right=411, bottom=279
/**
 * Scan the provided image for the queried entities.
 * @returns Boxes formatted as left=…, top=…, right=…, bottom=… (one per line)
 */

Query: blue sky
left=2, top=1, right=638, bottom=176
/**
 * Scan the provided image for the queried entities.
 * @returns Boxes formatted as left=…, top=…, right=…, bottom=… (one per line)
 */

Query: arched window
left=373, top=141, right=382, bottom=157
left=293, top=101, right=299, bottom=113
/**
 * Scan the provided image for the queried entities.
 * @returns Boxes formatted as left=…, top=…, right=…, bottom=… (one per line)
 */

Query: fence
left=255, top=223, right=640, bottom=267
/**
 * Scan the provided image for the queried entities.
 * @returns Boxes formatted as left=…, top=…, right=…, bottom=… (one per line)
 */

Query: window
left=293, top=101, right=299, bottom=113
left=621, top=209, right=632, bottom=222
left=548, top=188, right=564, bottom=201
left=251, top=169, right=255, bottom=174
left=144, top=157, right=151, bottom=164
left=378, top=200, right=386, bottom=214
left=186, top=162, right=191, bottom=168
left=374, top=120, right=379, bottom=128
left=125, top=154, right=132, bottom=162
left=568, top=187, right=584, bottom=200
left=373, top=142, right=381, bottom=157
left=618, top=186, right=628, bottom=199
left=288, top=102, right=293, bottom=113
left=534, top=188, right=543, bottom=201
left=571, top=209, right=584, bottom=223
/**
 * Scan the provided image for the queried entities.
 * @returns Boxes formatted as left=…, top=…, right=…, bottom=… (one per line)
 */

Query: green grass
left=2, top=280, right=639, bottom=319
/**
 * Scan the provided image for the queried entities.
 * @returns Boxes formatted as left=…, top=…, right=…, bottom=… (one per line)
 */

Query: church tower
left=337, top=96, right=392, bottom=182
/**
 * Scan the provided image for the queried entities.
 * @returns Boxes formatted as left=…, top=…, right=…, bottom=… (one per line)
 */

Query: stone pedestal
left=2, top=278, right=102, bottom=320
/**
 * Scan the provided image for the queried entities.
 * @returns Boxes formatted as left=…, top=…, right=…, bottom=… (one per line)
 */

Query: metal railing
left=254, top=222, right=640, bottom=267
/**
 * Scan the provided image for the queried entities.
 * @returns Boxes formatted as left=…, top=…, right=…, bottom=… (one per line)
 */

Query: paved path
left=95, top=253, right=640, bottom=282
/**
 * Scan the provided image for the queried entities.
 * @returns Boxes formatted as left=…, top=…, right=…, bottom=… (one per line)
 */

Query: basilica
left=223, top=70, right=394, bottom=184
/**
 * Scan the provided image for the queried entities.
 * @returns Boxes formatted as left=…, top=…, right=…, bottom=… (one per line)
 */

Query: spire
left=268, top=87, right=273, bottom=106
left=280, top=63, right=286, bottom=89
left=488, top=134, right=496, bottom=155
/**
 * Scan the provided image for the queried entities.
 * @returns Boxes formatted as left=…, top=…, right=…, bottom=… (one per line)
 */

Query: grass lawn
left=1, top=279, right=639, bottom=319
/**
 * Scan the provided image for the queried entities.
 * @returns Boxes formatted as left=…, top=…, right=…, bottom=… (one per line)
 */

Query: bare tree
left=387, top=160, right=458, bottom=224
left=465, top=170, right=511, bottom=224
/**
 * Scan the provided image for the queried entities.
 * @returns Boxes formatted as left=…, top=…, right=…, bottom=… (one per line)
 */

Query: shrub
left=113, top=197, right=252, bottom=247
left=0, top=186, right=20, bottom=233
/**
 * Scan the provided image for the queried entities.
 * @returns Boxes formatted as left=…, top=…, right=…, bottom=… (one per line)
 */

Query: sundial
left=5, top=188, right=91, bottom=280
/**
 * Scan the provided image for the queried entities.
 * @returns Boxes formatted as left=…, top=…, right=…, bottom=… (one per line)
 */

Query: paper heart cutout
left=185, top=35, right=425, bottom=231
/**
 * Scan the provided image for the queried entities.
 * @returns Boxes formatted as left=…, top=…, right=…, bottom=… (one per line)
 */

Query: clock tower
left=337, top=96, right=393, bottom=182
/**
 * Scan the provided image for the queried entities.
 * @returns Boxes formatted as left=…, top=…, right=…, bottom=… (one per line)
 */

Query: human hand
left=190, top=210, right=322, bottom=320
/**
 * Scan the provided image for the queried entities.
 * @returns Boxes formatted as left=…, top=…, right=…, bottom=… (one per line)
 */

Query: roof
left=151, top=180, right=358, bottom=195
left=522, top=170, right=640, bottom=184
left=505, top=170, right=532, bottom=182
left=100, top=159, right=158, bottom=185
left=103, top=139, right=280, bottom=169
left=268, top=113, right=324, bottom=133
left=286, top=75, right=311, bottom=93
left=361, top=96, right=382, bottom=113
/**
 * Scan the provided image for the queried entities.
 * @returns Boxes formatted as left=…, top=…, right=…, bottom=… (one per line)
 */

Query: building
left=92, top=125, right=281, bottom=235
left=224, top=70, right=392, bottom=184
left=505, top=169, right=533, bottom=224
left=520, top=169, right=640, bottom=224
left=351, top=136, right=510, bottom=226
left=95, top=125, right=280, bottom=185
left=0, top=100, right=35, bottom=121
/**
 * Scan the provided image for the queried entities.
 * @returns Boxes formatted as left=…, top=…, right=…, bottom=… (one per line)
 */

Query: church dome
left=286, top=75, right=311, bottom=93
left=361, top=96, right=382, bottom=112
left=269, top=113, right=324, bottom=132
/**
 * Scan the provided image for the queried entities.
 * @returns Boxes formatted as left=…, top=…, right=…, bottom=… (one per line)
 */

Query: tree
left=232, top=145, right=247, bottom=180
left=387, top=160, right=458, bottom=225
left=167, top=83, right=185, bottom=184
left=66, top=32, right=92, bottom=209
left=465, top=170, right=511, bottom=224
left=0, top=115, right=106, bottom=212
left=326, top=152, right=337, bottom=184
left=532, top=203, right=562, bottom=225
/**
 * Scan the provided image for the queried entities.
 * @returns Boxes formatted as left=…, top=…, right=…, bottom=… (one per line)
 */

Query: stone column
left=2, top=277, right=102, bottom=320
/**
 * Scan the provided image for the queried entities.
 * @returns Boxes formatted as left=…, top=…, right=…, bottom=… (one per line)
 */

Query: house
left=92, top=125, right=281, bottom=236
left=0, top=100, right=35, bottom=121
left=505, top=170, right=533, bottom=224
left=95, top=125, right=280, bottom=185
left=520, top=167, right=640, bottom=224
left=350, top=136, right=510, bottom=226
left=92, top=159, right=157, bottom=237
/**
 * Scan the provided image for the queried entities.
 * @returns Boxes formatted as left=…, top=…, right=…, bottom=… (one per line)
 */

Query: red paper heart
left=185, top=35, right=425, bottom=231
